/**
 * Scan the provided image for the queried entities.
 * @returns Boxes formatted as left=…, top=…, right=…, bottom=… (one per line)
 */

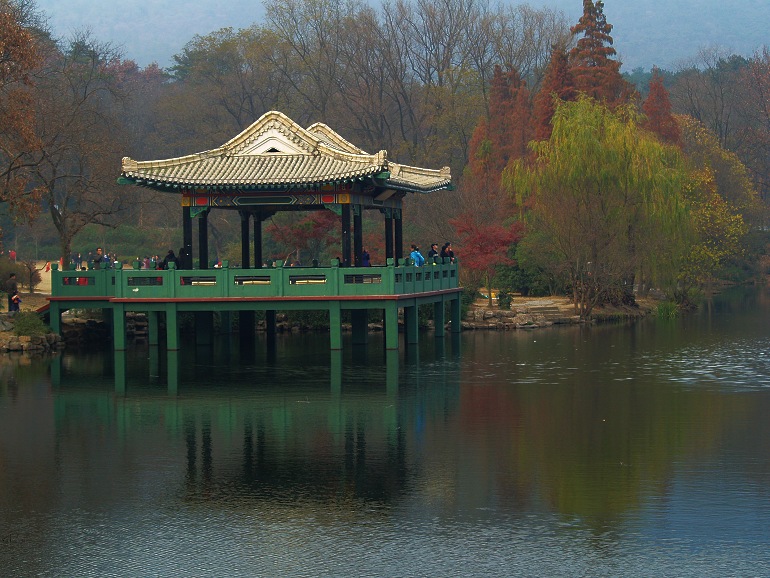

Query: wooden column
left=240, top=210, right=251, bottom=269
left=198, top=208, right=209, bottom=269
left=254, top=213, right=263, bottom=268
left=182, top=206, right=193, bottom=270
left=353, top=205, right=363, bottom=266
left=341, top=205, right=351, bottom=267
left=394, top=208, right=403, bottom=261
left=384, top=209, right=394, bottom=260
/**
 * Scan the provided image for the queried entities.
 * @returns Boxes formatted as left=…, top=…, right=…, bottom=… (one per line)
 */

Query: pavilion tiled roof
left=120, top=111, right=452, bottom=193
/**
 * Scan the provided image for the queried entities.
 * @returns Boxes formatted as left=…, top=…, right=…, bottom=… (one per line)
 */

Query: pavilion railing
left=50, top=258, right=459, bottom=300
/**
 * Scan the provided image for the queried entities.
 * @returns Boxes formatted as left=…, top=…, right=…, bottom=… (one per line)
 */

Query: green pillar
left=49, top=302, right=61, bottom=335
left=450, top=295, right=462, bottom=333
left=113, top=303, right=126, bottom=351
left=434, top=300, right=446, bottom=337
left=166, top=305, right=179, bottom=350
left=384, top=302, right=399, bottom=350
left=148, top=311, right=159, bottom=346
left=329, top=303, right=342, bottom=350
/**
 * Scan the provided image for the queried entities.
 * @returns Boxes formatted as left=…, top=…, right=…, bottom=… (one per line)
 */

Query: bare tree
left=28, top=32, right=130, bottom=261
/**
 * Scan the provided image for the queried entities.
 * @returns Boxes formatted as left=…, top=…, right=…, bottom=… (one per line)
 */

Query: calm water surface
left=1, top=288, right=770, bottom=576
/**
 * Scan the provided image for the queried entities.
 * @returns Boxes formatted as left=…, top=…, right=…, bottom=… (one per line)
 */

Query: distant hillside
left=35, top=0, right=769, bottom=71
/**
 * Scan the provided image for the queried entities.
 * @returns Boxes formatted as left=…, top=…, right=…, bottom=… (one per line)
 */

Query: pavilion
left=48, top=111, right=461, bottom=352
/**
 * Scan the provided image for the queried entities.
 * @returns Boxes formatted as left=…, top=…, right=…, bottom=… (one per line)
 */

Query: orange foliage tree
left=532, top=47, right=575, bottom=141
left=642, top=68, right=681, bottom=146
left=568, top=0, right=634, bottom=107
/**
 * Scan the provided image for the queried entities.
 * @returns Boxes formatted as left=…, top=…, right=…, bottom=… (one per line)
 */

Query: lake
left=1, top=287, right=770, bottom=576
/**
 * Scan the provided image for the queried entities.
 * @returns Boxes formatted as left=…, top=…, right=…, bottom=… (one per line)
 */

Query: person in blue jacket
left=409, top=244, right=425, bottom=266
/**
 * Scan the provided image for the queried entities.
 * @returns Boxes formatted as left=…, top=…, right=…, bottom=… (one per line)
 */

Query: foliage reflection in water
left=1, top=287, right=770, bottom=576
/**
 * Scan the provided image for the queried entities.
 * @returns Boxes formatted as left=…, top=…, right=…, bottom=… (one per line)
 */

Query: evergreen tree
left=568, top=0, right=634, bottom=107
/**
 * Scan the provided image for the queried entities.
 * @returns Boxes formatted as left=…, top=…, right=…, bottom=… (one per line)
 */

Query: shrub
left=497, top=290, right=512, bottom=310
left=655, top=301, right=679, bottom=320
left=13, top=312, right=50, bottom=336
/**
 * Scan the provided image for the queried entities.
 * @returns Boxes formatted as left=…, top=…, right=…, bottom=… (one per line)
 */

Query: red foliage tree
left=450, top=212, right=523, bottom=306
left=568, top=0, right=634, bottom=107
left=642, top=68, right=682, bottom=146
left=532, top=47, right=576, bottom=141
left=466, top=65, right=532, bottom=194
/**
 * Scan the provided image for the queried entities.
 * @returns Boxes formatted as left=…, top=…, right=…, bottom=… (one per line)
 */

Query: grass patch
left=656, top=301, right=679, bottom=320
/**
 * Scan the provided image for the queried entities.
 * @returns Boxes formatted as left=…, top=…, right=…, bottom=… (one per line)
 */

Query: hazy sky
left=34, top=0, right=768, bottom=71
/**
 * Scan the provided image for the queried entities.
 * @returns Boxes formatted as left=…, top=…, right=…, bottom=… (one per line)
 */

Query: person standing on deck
left=410, top=244, right=425, bottom=266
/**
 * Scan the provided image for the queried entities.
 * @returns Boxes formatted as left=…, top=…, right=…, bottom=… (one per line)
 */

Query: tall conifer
left=532, top=47, right=575, bottom=141
left=568, top=0, right=634, bottom=106
left=642, top=69, right=682, bottom=146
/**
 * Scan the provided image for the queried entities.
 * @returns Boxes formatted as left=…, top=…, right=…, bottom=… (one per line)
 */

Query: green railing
left=51, top=258, right=459, bottom=300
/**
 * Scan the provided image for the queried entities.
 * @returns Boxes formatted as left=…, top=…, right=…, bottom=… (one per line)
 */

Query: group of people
left=71, top=247, right=118, bottom=269
left=410, top=242, right=455, bottom=266
left=136, top=249, right=187, bottom=270
left=70, top=247, right=195, bottom=271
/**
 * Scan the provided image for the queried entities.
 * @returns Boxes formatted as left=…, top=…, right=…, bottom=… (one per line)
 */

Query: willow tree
left=506, top=96, right=689, bottom=318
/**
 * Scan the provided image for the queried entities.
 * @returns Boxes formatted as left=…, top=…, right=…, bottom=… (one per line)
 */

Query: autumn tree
left=735, top=48, right=770, bottom=203
left=531, top=46, right=575, bottom=141
left=675, top=167, right=748, bottom=305
left=507, top=97, right=689, bottom=319
left=676, top=114, right=763, bottom=226
left=568, top=0, right=634, bottom=107
left=29, top=34, right=131, bottom=261
left=642, top=68, right=681, bottom=146
left=0, top=0, right=42, bottom=217
left=450, top=216, right=522, bottom=307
